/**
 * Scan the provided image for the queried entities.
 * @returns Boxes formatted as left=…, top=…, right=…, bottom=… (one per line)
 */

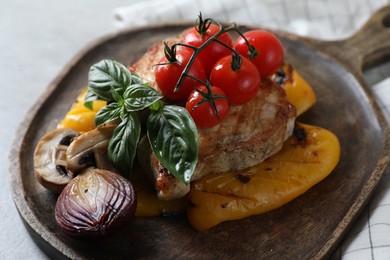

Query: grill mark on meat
left=155, top=162, right=175, bottom=192
left=149, top=155, right=190, bottom=200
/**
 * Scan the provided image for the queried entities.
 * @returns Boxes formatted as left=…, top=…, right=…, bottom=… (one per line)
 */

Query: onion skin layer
left=55, top=167, right=137, bottom=238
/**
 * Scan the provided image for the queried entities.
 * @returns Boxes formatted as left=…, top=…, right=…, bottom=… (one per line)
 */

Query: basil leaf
left=108, top=113, right=141, bottom=176
left=84, top=89, right=100, bottom=110
left=88, top=59, right=131, bottom=101
left=147, top=105, right=198, bottom=184
left=130, top=73, right=144, bottom=85
left=124, top=84, right=163, bottom=112
left=94, top=102, right=122, bottom=127
left=110, top=86, right=124, bottom=103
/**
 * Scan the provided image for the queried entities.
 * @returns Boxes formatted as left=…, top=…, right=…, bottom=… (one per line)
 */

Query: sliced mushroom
left=34, top=128, right=79, bottom=193
left=66, top=124, right=116, bottom=173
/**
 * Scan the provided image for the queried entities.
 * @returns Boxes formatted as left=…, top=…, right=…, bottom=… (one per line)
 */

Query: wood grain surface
left=8, top=5, right=390, bottom=260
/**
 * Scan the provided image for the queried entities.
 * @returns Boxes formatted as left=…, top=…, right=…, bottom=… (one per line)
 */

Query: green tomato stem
left=233, top=28, right=258, bottom=58
left=174, top=21, right=252, bottom=92
left=149, top=100, right=162, bottom=111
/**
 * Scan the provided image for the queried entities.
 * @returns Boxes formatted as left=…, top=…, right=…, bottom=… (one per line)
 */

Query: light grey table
left=0, top=1, right=136, bottom=259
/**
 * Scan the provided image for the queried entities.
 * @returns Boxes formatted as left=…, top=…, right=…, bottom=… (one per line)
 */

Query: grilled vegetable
left=187, top=123, right=340, bottom=231
left=55, top=167, right=137, bottom=238
left=34, top=128, right=79, bottom=193
left=57, top=89, right=106, bottom=133
left=274, top=63, right=317, bottom=116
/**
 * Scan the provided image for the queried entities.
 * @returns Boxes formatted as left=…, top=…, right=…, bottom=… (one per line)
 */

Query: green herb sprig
left=85, top=59, right=198, bottom=184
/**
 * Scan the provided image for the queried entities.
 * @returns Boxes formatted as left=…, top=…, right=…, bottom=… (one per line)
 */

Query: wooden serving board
left=8, top=5, right=390, bottom=260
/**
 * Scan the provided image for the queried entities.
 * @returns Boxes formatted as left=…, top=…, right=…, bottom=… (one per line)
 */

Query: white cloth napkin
left=114, top=0, right=388, bottom=40
left=113, top=0, right=390, bottom=259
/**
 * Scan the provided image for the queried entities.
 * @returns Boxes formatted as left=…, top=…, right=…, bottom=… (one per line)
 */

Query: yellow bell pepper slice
left=281, top=63, right=317, bottom=116
left=187, top=123, right=340, bottom=231
left=57, top=89, right=106, bottom=133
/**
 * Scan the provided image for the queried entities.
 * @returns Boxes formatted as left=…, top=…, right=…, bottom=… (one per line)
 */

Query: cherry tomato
left=182, top=24, right=233, bottom=74
left=234, top=30, right=283, bottom=77
left=154, top=49, right=206, bottom=101
left=209, top=55, right=261, bottom=106
left=186, top=85, right=229, bottom=128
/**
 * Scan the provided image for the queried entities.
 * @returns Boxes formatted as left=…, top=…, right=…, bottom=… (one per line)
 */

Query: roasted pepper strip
left=187, top=123, right=340, bottom=231
left=280, top=63, right=317, bottom=116
left=57, top=89, right=106, bottom=133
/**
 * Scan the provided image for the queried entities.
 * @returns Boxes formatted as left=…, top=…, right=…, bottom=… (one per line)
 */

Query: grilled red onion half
left=55, top=167, right=137, bottom=238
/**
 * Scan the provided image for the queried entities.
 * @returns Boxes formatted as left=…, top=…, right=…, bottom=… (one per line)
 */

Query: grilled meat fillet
left=133, top=39, right=296, bottom=200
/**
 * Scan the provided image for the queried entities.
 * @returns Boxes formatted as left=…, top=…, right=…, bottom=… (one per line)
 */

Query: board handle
left=311, top=5, right=390, bottom=79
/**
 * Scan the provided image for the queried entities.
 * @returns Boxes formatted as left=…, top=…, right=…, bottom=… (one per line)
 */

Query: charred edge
left=221, top=202, right=229, bottom=208
left=286, top=63, right=294, bottom=84
left=275, top=67, right=286, bottom=86
left=59, top=134, right=78, bottom=146
left=235, top=173, right=251, bottom=184
left=156, top=163, right=175, bottom=191
left=293, top=127, right=307, bottom=144
left=158, top=162, right=169, bottom=175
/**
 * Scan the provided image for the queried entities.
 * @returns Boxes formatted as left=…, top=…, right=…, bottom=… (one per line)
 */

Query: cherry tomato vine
left=154, top=12, right=283, bottom=128
left=172, top=13, right=258, bottom=91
